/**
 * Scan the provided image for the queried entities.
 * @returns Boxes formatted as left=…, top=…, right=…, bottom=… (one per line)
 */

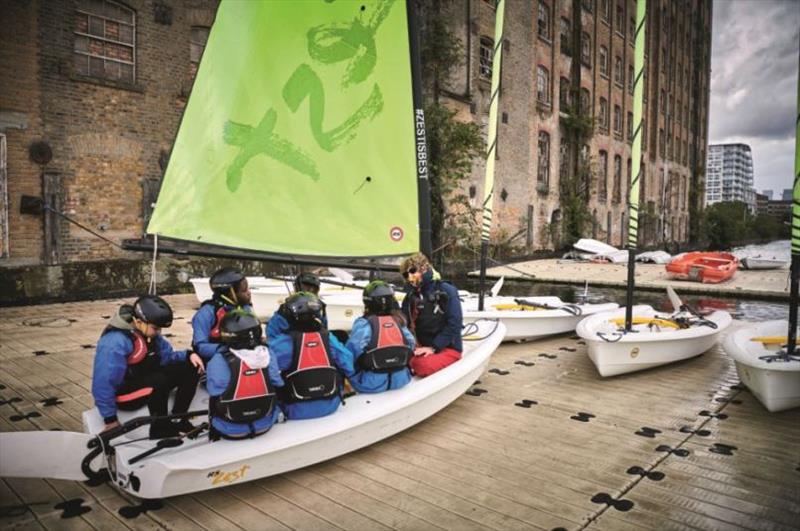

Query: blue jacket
left=401, top=270, right=463, bottom=352
left=269, top=329, right=354, bottom=420
left=266, top=307, right=328, bottom=343
left=345, top=316, right=415, bottom=393
left=92, top=309, right=188, bottom=421
left=206, top=347, right=283, bottom=437
left=191, top=301, right=254, bottom=360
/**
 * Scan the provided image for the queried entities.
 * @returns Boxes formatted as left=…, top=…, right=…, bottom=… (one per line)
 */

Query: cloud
left=709, top=0, right=799, bottom=192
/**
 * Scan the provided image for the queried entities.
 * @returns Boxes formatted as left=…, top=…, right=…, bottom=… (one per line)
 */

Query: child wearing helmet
left=267, top=272, right=328, bottom=341
left=192, top=267, right=255, bottom=360
left=91, top=295, right=205, bottom=439
left=268, top=292, right=355, bottom=419
left=345, top=280, right=415, bottom=392
left=206, top=310, right=283, bottom=439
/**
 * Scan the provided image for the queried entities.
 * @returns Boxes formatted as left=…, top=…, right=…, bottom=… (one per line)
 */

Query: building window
left=659, top=128, right=665, bottom=158
left=627, top=111, right=633, bottom=140
left=601, top=0, right=611, bottom=22
left=613, top=154, right=622, bottom=203
left=660, top=89, right=666, bottom=114
left=537, top=66, right=551, bottom=105
left=599, top=98, right=609, bottom=130
left=661, top=46, right=668, bottom=72
left=627, top=158, right=632, bottom=196
left=560, top=18, right=572, bottom=56
left=628, top=65, right=634, bottom=93
left=683, top=140, right=688, bottom=165
left=614, top=55, right=623, bottom=85
left=559, top=77, right=571, bottom=108
left=479, top=37, right=494, bottom=79
left=581, top=32, right=592, bottom=67
left=615, top=4, right=624, bottom=35
left=599, top=46, right=609, bottom=77
left=629, top=17, right=635, bottom=42
left=538, top=1, right=551, bottom=41
left=598, top=150, right=608, bottom=200
left=613, top=104, right=622, bottom=134
left=189, top=26, right=210, bottom=79
left=582, top=0, right=593, bottom=13
left=560, top=136, right=570, bottom=179
left=580, top=88, right=591, bottom=114
left=538, top=132, right=551, bottom=186
left=642, top=119, right=647, bottom=151
left=676, top=99, right=682, bottom=124
left=73, top=0, right=136, bottom=83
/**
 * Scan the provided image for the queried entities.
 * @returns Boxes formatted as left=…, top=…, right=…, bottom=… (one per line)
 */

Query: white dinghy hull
left=190, top=277, right=283, bottom=303
left=740, top=257, right=788, bottom=270
left=462, top=296, right=619, bottom=342
left=69, top=319, right=505, bottom=499
left=723, top=320, right=800, bottom=412
left=577, top=306, right=732, bottom=377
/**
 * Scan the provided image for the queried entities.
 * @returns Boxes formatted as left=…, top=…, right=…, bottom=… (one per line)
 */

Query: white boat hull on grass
left=1, top=320, right=505, bottom=499
left=577, top=305, right=732, bottom=377
left=461, top=296, right=619, bottom=342
left=723, top=320, right=800, bottom=412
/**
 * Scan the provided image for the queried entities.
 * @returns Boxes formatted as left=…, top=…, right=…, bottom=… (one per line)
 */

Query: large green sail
left=147, top=0, right=419, bottom=258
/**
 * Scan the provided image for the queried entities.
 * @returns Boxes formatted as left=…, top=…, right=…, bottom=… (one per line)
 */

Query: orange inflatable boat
left=665, top=252, right=739, bottom=284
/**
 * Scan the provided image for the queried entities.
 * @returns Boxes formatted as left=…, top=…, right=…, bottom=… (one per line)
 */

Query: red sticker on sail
left=389, top=227, right=404, bottom=241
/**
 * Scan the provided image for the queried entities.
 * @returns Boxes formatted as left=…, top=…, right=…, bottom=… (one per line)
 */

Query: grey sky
left=709, top=0, right=799, bottom=197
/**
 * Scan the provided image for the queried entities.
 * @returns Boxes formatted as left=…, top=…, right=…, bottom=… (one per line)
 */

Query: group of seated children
left=91, top=253, right=463, bottom=441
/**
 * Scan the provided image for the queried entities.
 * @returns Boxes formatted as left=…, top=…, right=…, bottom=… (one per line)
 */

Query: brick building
left=0, top=0, right=712, bottom=281
left=0, top=0, right=218, bottom=268
left=438, top=0, right=712, bottom=249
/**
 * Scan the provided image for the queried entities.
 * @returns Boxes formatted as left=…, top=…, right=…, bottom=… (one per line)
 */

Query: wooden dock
left=473, top=259, right=792, bottom=300
left=1, top=294, right=798, bottom=530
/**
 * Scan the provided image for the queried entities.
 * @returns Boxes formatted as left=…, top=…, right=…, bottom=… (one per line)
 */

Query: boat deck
left=1, top=294, right=798, bottom=530
left=473, top=259, right=791, bottom=300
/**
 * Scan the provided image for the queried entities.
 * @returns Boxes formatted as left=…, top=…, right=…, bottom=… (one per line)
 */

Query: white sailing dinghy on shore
left=722, top=65, right=800, bottom=412
left=0, top=320, right=505, bottom=498
left=1, top=0, right=511, bottom=498
left=576, top=0, right=732, bottom=377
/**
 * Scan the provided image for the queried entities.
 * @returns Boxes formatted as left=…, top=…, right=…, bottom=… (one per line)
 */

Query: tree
left=704, top=201, right=749, bottom=249
left=417, top=0, right=484, bottom=259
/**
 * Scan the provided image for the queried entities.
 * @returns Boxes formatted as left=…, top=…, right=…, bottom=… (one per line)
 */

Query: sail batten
left=148, top=0, right=420, bottom=259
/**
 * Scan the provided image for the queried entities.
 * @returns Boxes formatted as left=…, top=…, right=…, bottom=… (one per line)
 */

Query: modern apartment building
left=439, top=0, right=712, bottom=248
left=705, top=143, right=756, bottom=212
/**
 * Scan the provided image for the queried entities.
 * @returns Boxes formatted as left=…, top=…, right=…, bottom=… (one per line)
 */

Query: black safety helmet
left=362, top=280, right=396, bottom=315
left=133, top=295, right=173, bottom=328
left=219, top=310, right=262, bottom=350
left=293, top=272, right=321, bottom=293
left=209, top=267, right=245, bottom=298
left=283, top=292, right=323, bottom=324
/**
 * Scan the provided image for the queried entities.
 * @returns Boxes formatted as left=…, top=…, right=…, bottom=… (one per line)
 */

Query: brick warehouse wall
left=440, top=0, right=712, bottom=250
left=1, top=0, right=219, bottom=267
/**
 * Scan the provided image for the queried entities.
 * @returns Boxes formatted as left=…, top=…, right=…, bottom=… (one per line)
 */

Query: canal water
left=459, top=240, right=794, bottom=322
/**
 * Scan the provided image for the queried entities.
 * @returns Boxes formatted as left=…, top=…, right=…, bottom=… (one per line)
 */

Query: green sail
left=147, top=0, right=419, bottom=258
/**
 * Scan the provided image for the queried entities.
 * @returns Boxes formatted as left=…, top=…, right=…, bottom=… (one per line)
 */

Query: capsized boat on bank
left=0, top=319, right=506, bottom=499
left=740, top=256, right=788, bottom=270
left=665, top=251, right=739, bottom=283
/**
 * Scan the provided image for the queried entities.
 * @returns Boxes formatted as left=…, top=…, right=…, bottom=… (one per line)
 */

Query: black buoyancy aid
left=212, top=353, right=276, bottom=424
left=360, top=315, right=412, bottom=373
left=282, top=331, right=340, bottom=402
left=411, top=282, right=449, bottom=347
left=200, top=299, right=229, bottom=342
left=102, top=326, right=160, bottom=380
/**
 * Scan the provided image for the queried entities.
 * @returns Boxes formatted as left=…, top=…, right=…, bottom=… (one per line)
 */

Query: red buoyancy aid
left=203, top=301, right=229, bottom=342
left=213, top=353, right=276, bottom=424
left=282, top=331, right=340, bottom=402
left=99, top=326, right=159, bottom=403
left=359, top=315, right=412, bottom=373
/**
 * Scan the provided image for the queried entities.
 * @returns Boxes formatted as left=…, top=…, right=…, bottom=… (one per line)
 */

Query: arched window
left=537, top=131, right=551, bottom=187
left=580, top=88, right=591, bottom=113
left=598, top=150, right=608, bottom=200
left=537, top=66, right=551, bottom=105
left=614, top=56, right=623, bottom=85
left=559, top=77, right=571, bottom=108
left=74, top=0, right=136, bottom=82
left=613, top=104, right=622, bottom=134
left=599, top=46, right=609, bottom=76
left=581, top=32, right=592, bottom=66
left=479, top=37, right=494, bottom=79
left=613, top=155, right=622, bottom=203
left=599, top=98, right=609, bottom=130
left=538, top=1, right=551, bottom=41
